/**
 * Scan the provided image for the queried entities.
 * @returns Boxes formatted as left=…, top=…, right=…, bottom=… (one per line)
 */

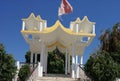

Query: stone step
left=36, top=74, right=77, bottom=81
left=44, top=74, right=70, bottom=77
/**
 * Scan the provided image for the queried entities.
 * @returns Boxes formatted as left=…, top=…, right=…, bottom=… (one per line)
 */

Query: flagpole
left=58, top=0, right=73, bottom=21
left=58, top=15, right=63, bottom=21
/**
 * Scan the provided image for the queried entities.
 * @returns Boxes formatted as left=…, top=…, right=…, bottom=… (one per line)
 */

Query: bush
left=18, top=64, right=30, bottom=81
left=84, top=51, right=118, bottom=81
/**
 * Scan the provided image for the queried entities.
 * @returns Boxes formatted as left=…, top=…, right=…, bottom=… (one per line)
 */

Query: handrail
left=78, top=64, right=92, bottom=81
left=26, top=63, right=39, bottom=81
left=78, top=64, right=84, bottom=71
left=30, top=63, right=38, bottom=74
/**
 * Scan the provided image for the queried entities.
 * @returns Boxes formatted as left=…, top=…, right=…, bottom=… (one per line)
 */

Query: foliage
left=47, top=48, right=65, bottom=74
left=18, top=64, right=30, bottom=81
left=25, top=51, right=40, bottom=64
left=25, top=51, right=31, bottom=63
left=117, top=64, right=120, bottom=78
left=85, top=23, right=120, bottom=81
left=25, top=49, right=66, bottom=74
left=99, top=23, right=120, bottom=63
left=0, top=43, right=17, bottom=81
left=85, top=51, right=118, bottom=81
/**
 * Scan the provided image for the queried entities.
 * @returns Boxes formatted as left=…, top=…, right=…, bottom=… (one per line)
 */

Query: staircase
left=36, top=74, right=77, bottom=81
left=26, top=63, right=91, bottom=81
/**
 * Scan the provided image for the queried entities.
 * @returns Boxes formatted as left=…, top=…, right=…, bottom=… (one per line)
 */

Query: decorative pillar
left=40, top=22, right=42, bottom=31
left=67, top=53, right=70, bottom=75
left=22, top=21, right=25, bottom=30
left=80, top=56, right=83, bottom=67
left=76, top=55, right=78, bottom=65
left=76, top=24, right=79, bottom=33
left=65, top=49, right=68, bottom=75
left=76, top=55, right=80, bottom=78
left=30, top=52, right=34, bottom=69
left=43, top=51, right=45, bottom=74
left=44, top=21, right=47, bottom=28
left=30, top=52, right=33, bottom=64
left=39, top=43, right=45, bottom=77
left=34, top=53, right=37, bottom=67
left=93, top=24, right=95, bottom=34
left=43, top=47, right=46, bottom=74
left=72, top=44, right=75, bottom=78
left=45, top=49, right=48, bottom=73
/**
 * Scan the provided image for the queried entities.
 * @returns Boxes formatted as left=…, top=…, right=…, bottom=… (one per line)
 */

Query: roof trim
left=47, top=41, right=66, bottom=48
left=21, top=20, right=96, bottom=36
left=22, top=13, right=44, bottom=22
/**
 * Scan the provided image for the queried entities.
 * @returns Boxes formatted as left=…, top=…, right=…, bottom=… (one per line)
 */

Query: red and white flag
left=58, top=0, right=73, bottom=16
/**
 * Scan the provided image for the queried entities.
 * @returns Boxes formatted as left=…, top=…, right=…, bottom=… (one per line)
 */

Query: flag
left=58, top=0, right=73, bottom=16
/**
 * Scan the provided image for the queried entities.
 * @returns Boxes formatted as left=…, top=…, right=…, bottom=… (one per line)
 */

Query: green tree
left=85, top=23, right=120, bottom=81
left=18, top=64, right=30, bottom=81
left=109, top=23, right=120, bottom=63
left=47, top=49, right=65, bottom=74
left=99, top=29, right=111, bottom=51
left=25, top=51, right=40, bottom=64
left=0, top=43, right=16, bottom=81
left=85, top=51, right=118, bottom=81
left=117, top=64, right=120, bottom=78
left=25, top=49, right=65, bottom=74
left=25, top=51, right=31, bottom=63
left=99, top=23, right=120, bottom=63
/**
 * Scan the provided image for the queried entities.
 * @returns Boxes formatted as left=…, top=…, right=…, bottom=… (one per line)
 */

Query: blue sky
left=0, top=0, right=120, bottom=64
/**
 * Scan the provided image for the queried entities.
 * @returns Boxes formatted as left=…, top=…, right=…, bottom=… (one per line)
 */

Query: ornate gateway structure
left=21, top=13, right=96, bottom=79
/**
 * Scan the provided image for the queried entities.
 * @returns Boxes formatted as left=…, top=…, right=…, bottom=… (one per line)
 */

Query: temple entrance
left=47, top=48, right=65, bottom=74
